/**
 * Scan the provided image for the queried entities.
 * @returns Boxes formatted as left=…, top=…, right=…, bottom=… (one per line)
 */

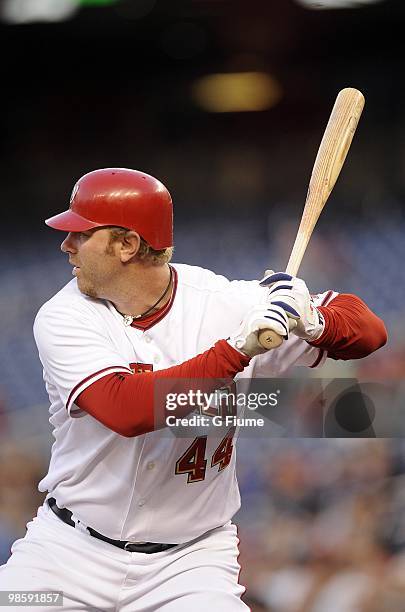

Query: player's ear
left=119, top=231, right=141, bottom=262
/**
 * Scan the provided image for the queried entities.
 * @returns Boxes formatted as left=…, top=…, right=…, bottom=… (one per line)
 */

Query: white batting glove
left=228, top=304, right=292, bottom=357
left=259, top=272, right=325, bottom=342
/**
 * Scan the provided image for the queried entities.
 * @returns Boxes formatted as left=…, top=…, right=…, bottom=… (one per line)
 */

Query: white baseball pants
left=0, top=502, right=248, bottom=611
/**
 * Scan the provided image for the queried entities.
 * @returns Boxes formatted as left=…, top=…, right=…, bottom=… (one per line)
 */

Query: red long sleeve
left=76, top=339, right=250, bottom=437
left=310, top=294, right=387, bottom=360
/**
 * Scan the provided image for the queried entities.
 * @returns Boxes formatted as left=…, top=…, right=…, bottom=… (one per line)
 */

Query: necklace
left=122, top=266, right=173, bottom=326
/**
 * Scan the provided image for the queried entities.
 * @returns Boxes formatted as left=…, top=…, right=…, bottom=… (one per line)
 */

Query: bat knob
left=258, top=329, right=284, bottom=350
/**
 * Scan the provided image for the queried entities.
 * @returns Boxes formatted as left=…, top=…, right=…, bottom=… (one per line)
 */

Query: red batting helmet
left=45, top=168, right=173, bottom=249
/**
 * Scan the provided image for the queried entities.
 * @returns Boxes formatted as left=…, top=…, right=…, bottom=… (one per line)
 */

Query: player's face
left=61, top=229, right=121, bottom=299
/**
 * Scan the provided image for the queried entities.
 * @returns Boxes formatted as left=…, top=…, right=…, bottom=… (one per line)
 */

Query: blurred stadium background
left=1, top=0, right=405, bottom=609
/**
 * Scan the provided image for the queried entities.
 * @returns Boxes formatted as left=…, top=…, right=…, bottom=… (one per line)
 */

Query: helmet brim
left=45, top=210, right=103, bottom=232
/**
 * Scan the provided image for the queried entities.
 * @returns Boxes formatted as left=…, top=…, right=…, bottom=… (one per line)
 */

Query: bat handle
left=258, top=329, right=284, bottom=350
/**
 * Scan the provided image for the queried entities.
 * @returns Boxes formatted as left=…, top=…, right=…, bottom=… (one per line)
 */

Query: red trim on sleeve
left=310, top=294, right=387, bottom=360
left=309, top=349, right=325, bottom=369
left=75, top=340, right=250, bottom=437
left=320, top=290, right=334, bottom=306
left=66, top=365, right=132, bottom=412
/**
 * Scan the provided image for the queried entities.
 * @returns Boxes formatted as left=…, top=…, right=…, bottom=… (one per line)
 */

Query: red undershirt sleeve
left=310, top=293, right=387, bottom=360
left=75, top=339, right=250, bottom=437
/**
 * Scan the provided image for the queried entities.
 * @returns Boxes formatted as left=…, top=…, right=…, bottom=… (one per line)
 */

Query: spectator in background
left=0, top=444, right=45, bottom=562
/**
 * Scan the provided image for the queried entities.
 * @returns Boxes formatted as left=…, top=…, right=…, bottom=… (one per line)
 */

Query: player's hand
left=228, top=304, right=292, bottom=357
left=259, top=271, right=325, bottom=341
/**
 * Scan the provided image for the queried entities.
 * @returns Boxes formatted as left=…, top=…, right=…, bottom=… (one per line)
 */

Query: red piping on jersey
left=310, top=349, right=325, bottom=369
left=320, top=290, right=334, bottom=307
left=75, top=340, right=250, bottom=437
left=129, top=266, right=178, bottom=331
left=309, top=290, right=334, bottom=368
left=66, top=365, right=132, bottom=412
left=310, top=293, right=387, bottom=360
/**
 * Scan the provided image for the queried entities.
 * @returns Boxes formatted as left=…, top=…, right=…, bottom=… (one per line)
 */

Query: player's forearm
left=76, top=339, right=250, bottom=437
left=310, top=293, right=387, bottom=360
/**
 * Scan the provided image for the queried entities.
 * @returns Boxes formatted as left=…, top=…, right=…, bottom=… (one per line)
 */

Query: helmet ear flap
left=45, top=168, right=174, bottom=250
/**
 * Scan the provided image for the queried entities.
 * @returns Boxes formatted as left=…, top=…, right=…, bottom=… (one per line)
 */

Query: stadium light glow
left=77, top=0, right=119, bottom=5
left=191, top=72, right=282, bottom=113
left=1, top=0, right=120, bottom=24
left=294, top=0, right=385, bottom=8
left=1, top=0, right=79, bottom=23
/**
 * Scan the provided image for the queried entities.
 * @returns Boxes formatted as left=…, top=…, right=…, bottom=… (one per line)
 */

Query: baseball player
left=0, top=169, right=387, bottom=611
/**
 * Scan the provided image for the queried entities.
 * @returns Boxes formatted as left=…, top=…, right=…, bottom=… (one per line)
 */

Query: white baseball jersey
left=33, top=263, right=335, bottom=544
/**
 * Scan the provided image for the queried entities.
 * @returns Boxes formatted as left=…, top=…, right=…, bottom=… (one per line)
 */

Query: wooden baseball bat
left=258, top=87, right=365, bottom=350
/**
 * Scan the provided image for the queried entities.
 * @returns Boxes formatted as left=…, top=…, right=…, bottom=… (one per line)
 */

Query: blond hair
left=108, top=227, right=173, bottom=266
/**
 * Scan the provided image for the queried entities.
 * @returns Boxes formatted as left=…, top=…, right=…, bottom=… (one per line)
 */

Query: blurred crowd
left=237, top=439, right=405, bottom=611
left=0, top=444, right=45, bottom=566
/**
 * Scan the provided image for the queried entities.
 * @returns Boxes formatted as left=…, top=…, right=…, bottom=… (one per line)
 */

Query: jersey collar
left=129, top=265, right=178, bottom=331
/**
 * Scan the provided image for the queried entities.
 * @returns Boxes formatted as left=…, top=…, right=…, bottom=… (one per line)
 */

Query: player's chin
left=77, top=279, right=99, bottom=299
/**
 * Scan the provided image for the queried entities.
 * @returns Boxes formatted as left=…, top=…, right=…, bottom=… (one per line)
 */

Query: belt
left=47, top=498, right=177, bottom=554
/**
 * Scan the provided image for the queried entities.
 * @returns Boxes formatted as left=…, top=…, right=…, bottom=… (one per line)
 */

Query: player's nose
left=61, top=232, right=78, bottom=253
